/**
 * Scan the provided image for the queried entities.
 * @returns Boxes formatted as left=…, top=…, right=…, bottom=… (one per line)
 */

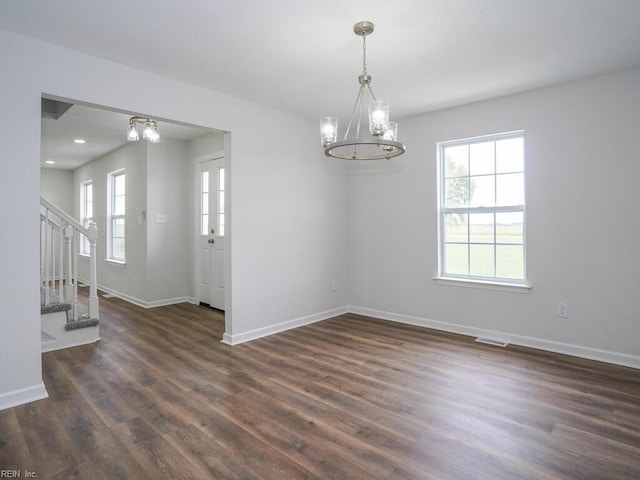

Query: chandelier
left=127, top=116, right=160, bottom=143
left=320, top=21, right=406, bottom=160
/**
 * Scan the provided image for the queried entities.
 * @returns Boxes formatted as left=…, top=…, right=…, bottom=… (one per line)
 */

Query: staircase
left=40, top=197, right=100, bottom=352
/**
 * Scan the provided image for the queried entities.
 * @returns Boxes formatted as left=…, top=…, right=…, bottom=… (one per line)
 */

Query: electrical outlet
left=557, top=302, right=568, bottom=318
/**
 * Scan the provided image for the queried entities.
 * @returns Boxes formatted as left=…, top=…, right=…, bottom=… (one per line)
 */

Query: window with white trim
left=108, top=170, right=125, bottom=262
left=80, top=180, right=93, bottom=255
left=199, top=166, right=225, bottom=237
left=438, top=131, right=526, bottom=283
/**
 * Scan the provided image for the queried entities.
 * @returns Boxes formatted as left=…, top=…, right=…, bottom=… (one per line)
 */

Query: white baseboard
left=221, top=306, right=349, bottom=346
left=90, top=281, right=193, bottom=309
left=41, top=309, right=100, bottom=353
left=348, top=305, right=640, bottom=370
left=0, top=383, right=48, bottom=411
left=41, top=335, right=101, bottom=354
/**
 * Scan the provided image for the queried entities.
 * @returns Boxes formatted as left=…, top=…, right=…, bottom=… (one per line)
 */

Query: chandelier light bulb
left=127, top=123, right=139, bottom=142
left=382, top=121, right=397, bottom=141
left=382, top=121, right=398, bottom=151
left=149, top=124, right=160, bottom=143
left=320, top=117, right=338, bottom=146
left=142, top=122, right=154, bottom=140
left=369, top=100, right=390, bottom=137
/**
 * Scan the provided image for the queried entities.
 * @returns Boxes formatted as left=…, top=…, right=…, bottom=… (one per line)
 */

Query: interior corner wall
left=0, top=28, right=348, bottom=408
left=73, top=141, right=148, bottom=302
left=146, top=138, right=190, bottom=304
left=347, top=67, right=640, bottom=366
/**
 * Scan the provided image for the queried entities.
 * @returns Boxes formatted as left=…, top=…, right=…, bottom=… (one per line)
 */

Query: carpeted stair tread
left=65, top=318, right=99, bottom=331
left=41, top=302, right=72, bottom=315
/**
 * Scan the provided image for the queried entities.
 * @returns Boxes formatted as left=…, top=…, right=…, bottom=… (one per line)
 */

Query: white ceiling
left=2, top=0, right=640, bottom=167
left=41, top=103, right=210, bottom=170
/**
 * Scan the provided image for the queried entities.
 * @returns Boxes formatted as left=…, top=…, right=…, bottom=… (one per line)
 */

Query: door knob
left=208, top=238, right=215, bottom=244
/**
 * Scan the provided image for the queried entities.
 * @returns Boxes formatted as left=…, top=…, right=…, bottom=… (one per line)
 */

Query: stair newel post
left=87, top=221, right=99, bottom=321
left=64, top=224, right=74, bottom=303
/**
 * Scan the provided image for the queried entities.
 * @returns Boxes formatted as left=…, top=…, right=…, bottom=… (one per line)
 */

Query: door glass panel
left=217, top=167, right=225, bottom=237
left=201, top=171, right=209, bottom=236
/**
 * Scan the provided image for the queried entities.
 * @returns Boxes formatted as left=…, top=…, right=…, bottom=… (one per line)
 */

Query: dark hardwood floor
left=2, top=293, right=640, bottom=479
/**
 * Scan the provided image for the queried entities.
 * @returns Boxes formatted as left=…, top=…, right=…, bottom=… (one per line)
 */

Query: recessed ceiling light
left=45, top=160, right=55, bottom=164
left=74, top=138, right=86, bottom=144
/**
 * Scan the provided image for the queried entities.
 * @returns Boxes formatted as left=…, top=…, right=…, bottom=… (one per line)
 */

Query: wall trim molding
left=221, top=306, right=349, bottom=346
left=74, top=280, right=640, bottom=371
left=0, top=383, right=48, bottom=411
left=348, top=305, right=640, bottom=370
left=92, top=281, right=194, bottom=309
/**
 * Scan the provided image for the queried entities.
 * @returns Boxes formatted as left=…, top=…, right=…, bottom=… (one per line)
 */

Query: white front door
left=197, top=157, right=225, bottom=310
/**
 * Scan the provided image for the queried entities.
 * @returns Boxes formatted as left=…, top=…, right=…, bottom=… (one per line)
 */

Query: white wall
left=0, top=34, right=44, bottom=408
left=188, top=132, right=225, bottom=160
left=146, top=138, right=190, bottom=303
left=74, top=141, right=148, bottom=302
left=40, top=168, right=73, bottom=212
left=347, top=68, right=640, bottom=367
left=0, top=28, right=348, bottom=409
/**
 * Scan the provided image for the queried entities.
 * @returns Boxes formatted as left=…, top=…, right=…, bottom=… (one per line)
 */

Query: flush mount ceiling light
left=320, top=21, right=406, bottom=160
left=127, top=116, right=160, bottom=143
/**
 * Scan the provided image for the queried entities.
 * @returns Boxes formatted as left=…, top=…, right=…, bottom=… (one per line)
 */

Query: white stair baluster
left=44, top=210, right=50, bottom=305
left=64, top=224, right=74, bottom=303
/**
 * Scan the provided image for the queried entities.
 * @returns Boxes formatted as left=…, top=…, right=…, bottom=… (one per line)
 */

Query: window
left=217, top=167, right=225, bottom=237
left=108, top=170, right=125, bottom=262
left=80, top=180, right=93, bottom=255
left=438, top=131, right=525, bottom=283
left=200, top=165, right=225, bottom=237
left=200, top=170, right=209, bottom=236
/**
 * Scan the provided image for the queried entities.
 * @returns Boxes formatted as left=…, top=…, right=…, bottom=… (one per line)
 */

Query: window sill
left=105, top=258, right=126, bottom=266
left=78, top=253, right=90, bottom=258
left=433, top=276, right=531, bottom=294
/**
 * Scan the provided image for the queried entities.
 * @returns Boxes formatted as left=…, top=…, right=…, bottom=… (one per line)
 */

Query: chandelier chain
left=362, top=35, right=367, bottom=77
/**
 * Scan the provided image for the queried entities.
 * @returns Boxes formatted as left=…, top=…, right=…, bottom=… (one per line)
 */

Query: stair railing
left=40, top=197, right=99, bottom=321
